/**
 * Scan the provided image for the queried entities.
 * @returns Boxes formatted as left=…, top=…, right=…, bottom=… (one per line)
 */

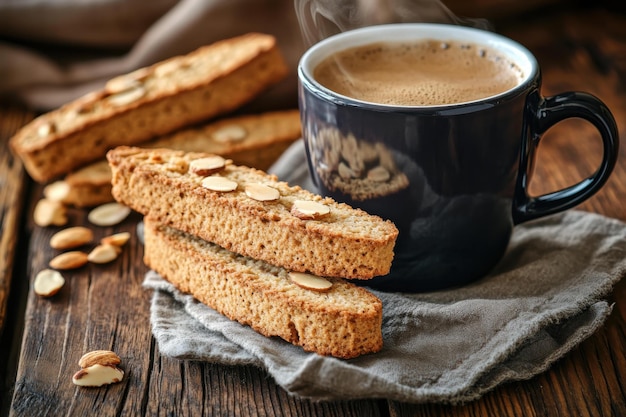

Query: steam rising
left=295, top=0, right=491, bottom=46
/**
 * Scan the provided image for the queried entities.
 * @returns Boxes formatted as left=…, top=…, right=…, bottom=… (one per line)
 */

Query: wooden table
left=1, top=5, right=625, bottom=416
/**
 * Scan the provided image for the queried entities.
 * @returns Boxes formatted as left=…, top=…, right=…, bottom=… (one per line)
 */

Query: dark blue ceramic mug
left=297, top=23, right=619, bottom=292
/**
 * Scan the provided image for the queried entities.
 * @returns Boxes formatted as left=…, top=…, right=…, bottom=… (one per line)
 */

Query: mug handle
left=512, top=91, right=619, bottom=224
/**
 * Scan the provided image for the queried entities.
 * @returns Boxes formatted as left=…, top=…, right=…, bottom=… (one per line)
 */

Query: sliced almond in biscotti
left=10, top=32, right=289, bottom=183
left=108, top=146, right=398, bottom=279
left=288, top=272, right=333, bottom=292
left=291, top=200, right=331, bottom=220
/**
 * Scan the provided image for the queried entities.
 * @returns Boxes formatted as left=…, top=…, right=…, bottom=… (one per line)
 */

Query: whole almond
left=33, top=269, right=65, bottom=297
left=78, top=350, right=121, bottom=368
left=87, top=244, right=119, bottom=264
left=49, top=251, right=88, bottom=270
left=50, top=227, right=94, bottom=250
left=244, top=183, right=280, bottom=202
left=289, top=272, right=333, bottom=292
left=202, top=176, right=238, bottom=192
left=101, top=232, right=131, bottom=247
left=72, top=364, right=124, bottom=387
left=88, top=203, right=131, bottom=226
left=291, top=200, right=330, bottom=220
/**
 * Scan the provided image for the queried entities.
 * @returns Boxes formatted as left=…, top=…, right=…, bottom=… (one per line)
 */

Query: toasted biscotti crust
left=47, top=110, right=301, bottom=207
left=143, top=218, right=383, bottom=358
left=10, top=33, right=289, bottom=183
left=108, top=146, right=398, bottom=279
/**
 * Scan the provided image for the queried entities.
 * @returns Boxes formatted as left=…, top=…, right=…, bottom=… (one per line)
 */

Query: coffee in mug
left=313, top=40, right=524, bottom=106
left=298, top=24, right=619, bottom=292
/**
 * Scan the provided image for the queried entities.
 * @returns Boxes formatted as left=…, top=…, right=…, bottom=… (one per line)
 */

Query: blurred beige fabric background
left=0, top=0, right=305, bottom=111
left=0, top=0, right=549, bottom=112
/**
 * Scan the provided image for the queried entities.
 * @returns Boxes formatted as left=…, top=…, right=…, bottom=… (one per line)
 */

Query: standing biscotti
left=10, top=33, right=289, bottom=183
left=108, top=146, right=398, bottom=279
left=143, top=218, right=383, bottom=359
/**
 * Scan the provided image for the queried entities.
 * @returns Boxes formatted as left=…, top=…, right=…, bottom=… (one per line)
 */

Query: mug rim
left=298, top=23, right=539, bottom=110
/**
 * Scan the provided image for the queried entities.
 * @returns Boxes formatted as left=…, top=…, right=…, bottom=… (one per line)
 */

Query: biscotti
left=143, top=218, right=383, bottom=358
left=45, top=110, right=301, bottom=207
left=108, top=146, right=398, bottom=279
left=149, top=108, right=301, bottom=170
left=10, top=33, right=289, bottom=183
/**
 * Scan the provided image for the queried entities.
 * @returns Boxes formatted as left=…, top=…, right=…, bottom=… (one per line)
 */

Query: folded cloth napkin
left=142, top=140, right=626, bottom=404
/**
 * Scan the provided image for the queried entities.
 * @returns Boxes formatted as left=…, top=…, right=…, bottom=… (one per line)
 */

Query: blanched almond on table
left=87, top=244, right=120, bottom=264
left=78, top=350, right=121, bottom=368
left=288, top=271, right=333, bottom=292
left=101, top=232, right=131, bottom=247
left=88, top=202, right=131, bottom=226
left=72, top=364, right=124, bottom=387
left=33, top=198, right=68, bottom=227
left=244, top=183, right=280, bottom=201
left=201, top=176, right=238, bottom=192
left=189, top=156, right=227, bottom=176
left=212, top=124, right=247, bottom=142
left=33, top=269, right=65, bottom=297
left=290, top=200, right=330, bottom=220
left=50, top=226, right=94, bottom=250
left=49, top=251, right=89, bottom=270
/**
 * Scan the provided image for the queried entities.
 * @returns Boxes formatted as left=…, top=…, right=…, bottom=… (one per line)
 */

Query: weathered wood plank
left=0, top=104, right=31, bottom=331
left=0, top=103, right=32, bottom=416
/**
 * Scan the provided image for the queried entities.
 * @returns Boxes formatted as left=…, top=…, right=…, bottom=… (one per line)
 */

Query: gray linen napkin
left=142, top=140, right=626, bottom=404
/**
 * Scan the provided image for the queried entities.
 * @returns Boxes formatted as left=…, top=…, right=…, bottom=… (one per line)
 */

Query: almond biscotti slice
left=108, top=146, right=398, bottom=279
left=149, top=108, right=301, bottom=171
left=45, top=110, right=301, bottom=207
left=10, top=33, right=289, bottom=183
left=143, top=218, right=383, bottom=359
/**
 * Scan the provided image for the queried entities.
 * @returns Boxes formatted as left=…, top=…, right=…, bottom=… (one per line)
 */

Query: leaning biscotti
left=108, top=146, right=398, bottom=279
left=143, top=218, right=383, bottom=358
left=149, top=108, right=301, bottom=171
left=10, top=33, right=289, bottom=183
left=45, top=110, right=301, bottom=207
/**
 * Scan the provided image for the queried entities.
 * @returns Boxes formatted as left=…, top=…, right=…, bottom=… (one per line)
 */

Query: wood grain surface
left=1, top=4, right=625, bottom=417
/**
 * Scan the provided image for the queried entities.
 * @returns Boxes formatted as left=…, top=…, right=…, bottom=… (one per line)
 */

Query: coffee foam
left=313, top=40, right=525, bottom=106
